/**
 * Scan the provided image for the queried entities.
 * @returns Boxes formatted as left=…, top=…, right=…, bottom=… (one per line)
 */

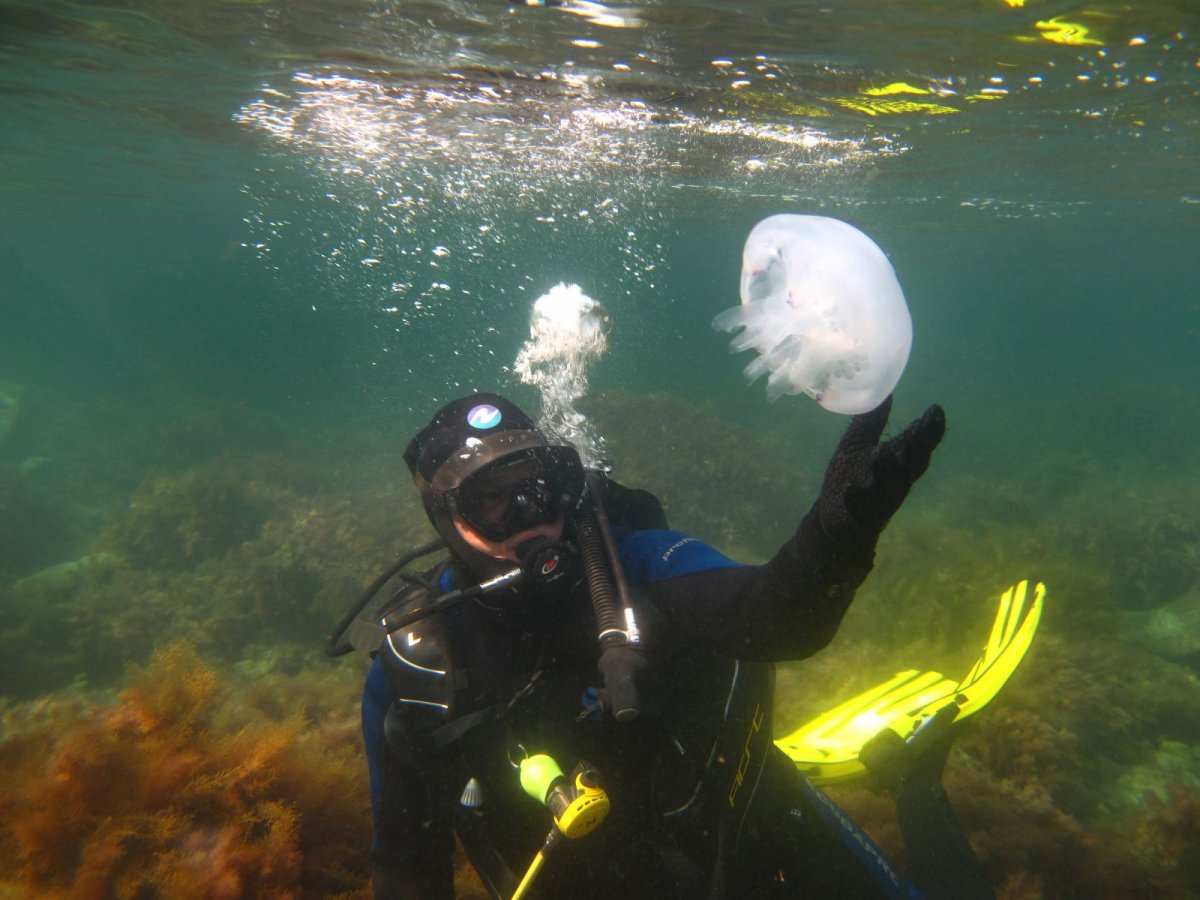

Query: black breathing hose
left=324, top=536, right=446, bottom=657
left=579, top=472, right=643, bottom=721
left=576, top=506, right=625, bottom=649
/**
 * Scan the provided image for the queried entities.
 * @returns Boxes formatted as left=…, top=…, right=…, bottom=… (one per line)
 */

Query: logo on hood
left=466, top=404, right=502, bottom=429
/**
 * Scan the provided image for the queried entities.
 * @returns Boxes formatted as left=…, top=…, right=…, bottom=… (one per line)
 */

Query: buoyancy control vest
left=376, top=571, right=776, bottom=899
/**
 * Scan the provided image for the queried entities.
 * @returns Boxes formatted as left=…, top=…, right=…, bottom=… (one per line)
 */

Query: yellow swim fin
left=775, top=579, right=1045, bottom=785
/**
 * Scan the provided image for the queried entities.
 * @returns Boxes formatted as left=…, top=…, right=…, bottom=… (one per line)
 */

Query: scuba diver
left=349, top=391, right=994, bottom=899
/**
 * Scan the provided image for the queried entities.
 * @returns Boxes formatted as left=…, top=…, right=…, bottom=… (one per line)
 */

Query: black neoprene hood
left=404, top=393, right=545, bottom=489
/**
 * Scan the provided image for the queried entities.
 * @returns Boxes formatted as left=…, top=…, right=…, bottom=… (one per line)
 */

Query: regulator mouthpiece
left=516, top=535, right=577, bottom=589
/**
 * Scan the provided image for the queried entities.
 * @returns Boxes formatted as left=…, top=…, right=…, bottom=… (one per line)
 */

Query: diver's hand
left=817, top=395, right=946, bottom=541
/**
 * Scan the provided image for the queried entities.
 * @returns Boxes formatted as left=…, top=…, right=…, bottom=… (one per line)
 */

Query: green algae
left=587, top=390, right=811, bottom=561
left=2, top=450, right=432, bottom=696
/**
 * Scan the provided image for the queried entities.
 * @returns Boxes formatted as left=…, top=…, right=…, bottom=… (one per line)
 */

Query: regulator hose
left=578, top=472, right=644, bottom=721
left=576, top=506, right=625, bottom=647
left=324, top=536, right=445, bottom=657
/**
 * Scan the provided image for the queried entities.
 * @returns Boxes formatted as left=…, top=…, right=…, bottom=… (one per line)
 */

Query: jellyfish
left=713, top=214, right=912, bottom=415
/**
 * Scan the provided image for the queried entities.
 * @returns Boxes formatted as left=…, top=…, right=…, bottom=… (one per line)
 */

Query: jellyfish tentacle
left=712, top=214, right=911, bottom=415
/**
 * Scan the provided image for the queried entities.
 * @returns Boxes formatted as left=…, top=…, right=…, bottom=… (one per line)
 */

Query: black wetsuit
left=359, top=477, right=921, bottom=900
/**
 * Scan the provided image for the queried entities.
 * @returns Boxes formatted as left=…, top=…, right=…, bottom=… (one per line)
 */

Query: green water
left=2, top=0, right=1199, bottom=895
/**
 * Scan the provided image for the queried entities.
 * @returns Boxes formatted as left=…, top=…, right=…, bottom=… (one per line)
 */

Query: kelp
left=0, top=643, right=370, bottom=898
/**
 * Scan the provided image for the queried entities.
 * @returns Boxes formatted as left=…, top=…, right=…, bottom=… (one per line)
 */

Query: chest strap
left=431, top=703, right=509, bottom=748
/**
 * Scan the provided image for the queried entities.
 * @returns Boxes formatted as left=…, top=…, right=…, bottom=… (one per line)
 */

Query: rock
left=1103, top=740, right=1200, bottom=814
left=11, top=552, right=120, bottom=596
left=1143, top=589, right=1200, bottom=664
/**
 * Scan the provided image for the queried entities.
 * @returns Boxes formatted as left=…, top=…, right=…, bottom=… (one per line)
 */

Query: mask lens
left=457, top=447, right=582, bottom=541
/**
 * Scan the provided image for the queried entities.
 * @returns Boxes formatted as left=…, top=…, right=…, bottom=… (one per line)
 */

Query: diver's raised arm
left=813, top=396, right=945, bottom=548
left=644, top=397, right=945, bottom=660
left=756, top=395, right=946, bottom=656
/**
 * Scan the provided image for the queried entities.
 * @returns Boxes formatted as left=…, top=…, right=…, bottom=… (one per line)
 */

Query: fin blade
left=776, top=669, right=956, bottom=781
left=953, top=581, right=1043, bottom=719
left=775, top=579, right=1045, bottom=786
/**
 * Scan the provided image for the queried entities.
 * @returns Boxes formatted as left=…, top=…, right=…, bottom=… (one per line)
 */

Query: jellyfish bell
left=714, top=214, right=912, bottom=415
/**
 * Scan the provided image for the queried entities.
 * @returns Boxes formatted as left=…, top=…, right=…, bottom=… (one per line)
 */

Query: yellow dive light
left=511, top=754, right=611, bottom=899
left=520, top=754, right=611, bottom=839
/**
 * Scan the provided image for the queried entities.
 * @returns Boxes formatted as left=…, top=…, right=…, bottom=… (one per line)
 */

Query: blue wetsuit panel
left=615, top=528, right=743, bottom=582
left=362, top=657, right=391, bottom=826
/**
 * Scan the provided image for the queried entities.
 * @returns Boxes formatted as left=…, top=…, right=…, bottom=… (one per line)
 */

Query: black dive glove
left=817, top=395, right=946, bottom=545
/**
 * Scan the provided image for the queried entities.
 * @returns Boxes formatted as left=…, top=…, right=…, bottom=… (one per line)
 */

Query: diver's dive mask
left=422, top=433, right=585, bottom=543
